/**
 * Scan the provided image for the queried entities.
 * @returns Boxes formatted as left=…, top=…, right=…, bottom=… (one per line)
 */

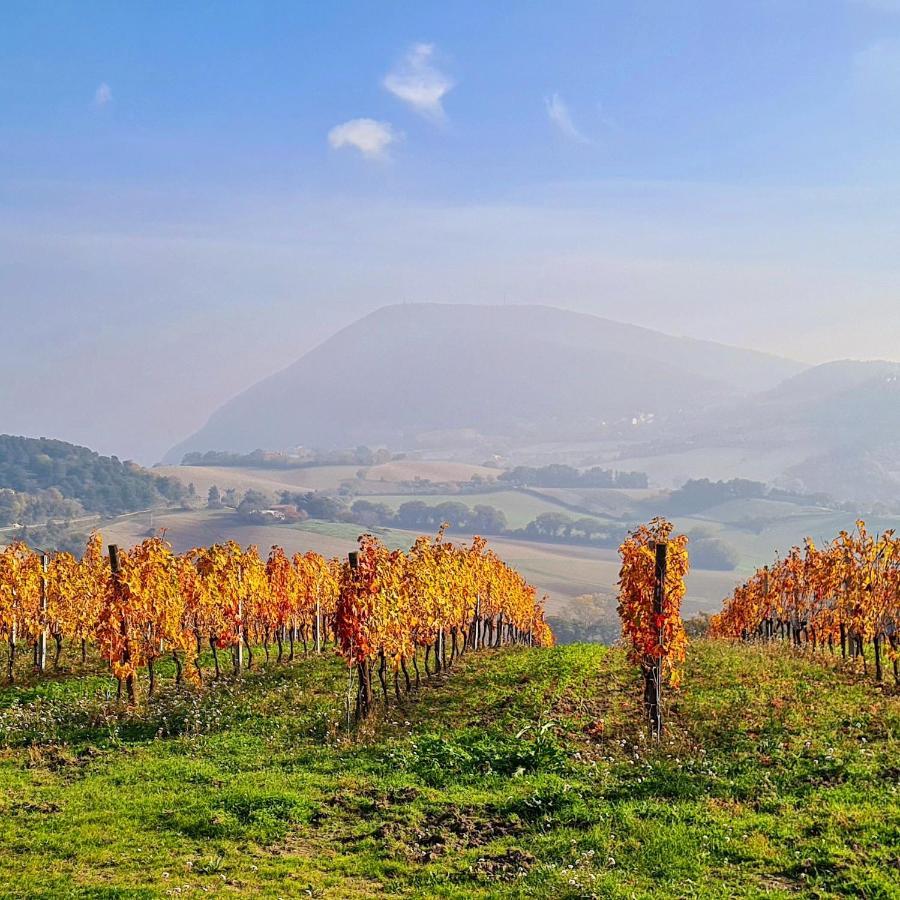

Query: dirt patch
left=377, top=806, right=524, bottom=863
left=25, top=743, right=103, bottom=774
left=12, top=800, right=62, bottom=814
left=469, top=847, right=535, bottom=881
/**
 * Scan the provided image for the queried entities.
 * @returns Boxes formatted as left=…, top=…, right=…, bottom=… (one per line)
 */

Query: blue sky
left=2, top=1, right=900, bottom=461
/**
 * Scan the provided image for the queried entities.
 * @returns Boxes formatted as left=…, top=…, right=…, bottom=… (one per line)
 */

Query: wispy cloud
left=545, top=93, right=590, bottom=144
left=328, top=118, right=399, bottom=159
left=93, top=82, right=112, bottom=107
left=383, top=43, right=453, bottom=122
left=853, top=39, right=900, bottom=89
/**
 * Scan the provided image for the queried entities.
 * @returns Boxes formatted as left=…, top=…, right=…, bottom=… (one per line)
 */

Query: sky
left=2, top=0, right=900, bottom=463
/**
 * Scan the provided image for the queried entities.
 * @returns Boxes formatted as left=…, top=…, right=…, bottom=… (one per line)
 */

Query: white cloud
left=383, top=43, right=453, bottom=122
left=93, top=82, right=112, bottom=107
left=545, top=93, right=590, bottom=144
left=328, top=118, right=399, bottom=159
left=853, top=39, right=900, bottom=89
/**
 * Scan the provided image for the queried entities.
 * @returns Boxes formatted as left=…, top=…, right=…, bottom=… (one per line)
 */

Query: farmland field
left=95, top=507, right=739, bottom=613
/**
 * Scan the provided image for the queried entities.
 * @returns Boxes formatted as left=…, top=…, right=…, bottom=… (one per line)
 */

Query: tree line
left=182, top=445, right=400, bottom=468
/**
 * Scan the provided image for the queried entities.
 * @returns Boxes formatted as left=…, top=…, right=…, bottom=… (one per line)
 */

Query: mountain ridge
left=164, top=303, right=805, bottom=463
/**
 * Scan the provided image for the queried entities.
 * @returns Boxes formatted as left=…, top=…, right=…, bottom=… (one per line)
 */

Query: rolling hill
left=0, top=434, right=184, bottom=525
left=165, top=304, right=804, bottom=462
left=688, top=360, right=900, bottom=503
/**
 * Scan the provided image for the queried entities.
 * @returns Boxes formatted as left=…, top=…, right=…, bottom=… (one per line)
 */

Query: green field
left=0, top=641, right=897, bottom=898
left=360, top=491, right=582, bottom=530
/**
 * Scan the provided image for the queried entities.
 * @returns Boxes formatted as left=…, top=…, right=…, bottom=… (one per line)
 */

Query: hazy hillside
left=695, top=361, right=900, bottom=502
left=739, top=361, right=900, bottom=437
left=165, top=304, right=804, bottom=462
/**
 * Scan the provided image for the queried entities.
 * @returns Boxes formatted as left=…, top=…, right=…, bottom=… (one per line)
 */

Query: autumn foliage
left=617, top=517, right=689, bottom=689
left=338, top=529, right=552, bottom=715
left=711, top=521, right=900, bottom=683
left=0, top=529, right=551, bottom=707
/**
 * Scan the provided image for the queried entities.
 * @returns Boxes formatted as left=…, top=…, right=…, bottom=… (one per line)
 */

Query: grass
left=0, top=640, right=897, bottom=898
left=361, top=491, right=572, bottom=530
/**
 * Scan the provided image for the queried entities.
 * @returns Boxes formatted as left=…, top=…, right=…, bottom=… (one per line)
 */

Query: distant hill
left=165, top=304, right=803, bottom=462
left=753, top=360, right=900, bottom=443
left=0, top=435, right=185, bottom=525
left=689, top=360, right=900, bottom=503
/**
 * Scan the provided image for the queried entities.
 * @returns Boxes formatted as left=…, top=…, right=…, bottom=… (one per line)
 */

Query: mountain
left=165, top=304, right=804, bottom=462
left=755, top=361, right=900, bottom=442
left=721, top=361, right=900, bottom=503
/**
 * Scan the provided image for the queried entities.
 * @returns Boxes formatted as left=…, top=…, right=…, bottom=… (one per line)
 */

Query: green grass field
left=360, top=491, right=573, bottom=530
left=0, top=641, right=896, bottom=898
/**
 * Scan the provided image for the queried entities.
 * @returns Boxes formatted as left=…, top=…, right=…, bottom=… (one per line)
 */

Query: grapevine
left=0, top=529, right=552, bottom=708
left=711, top=520, right=899, bottom=683
left=617, top=517, right=689, bottom=736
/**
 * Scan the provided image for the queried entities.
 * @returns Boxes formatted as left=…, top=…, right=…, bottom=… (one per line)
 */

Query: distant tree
left=222, top=487, right=239, bottom=508
left=469, top=505, right=507, bottom=534
left=433, top=501, right=470, bottom=530
left=683, top=612, right=712, bottom=638
left=665, top=478, right=767, bottom=515
left=580, top=467, right=615, bottom=488
left=546, top=593, right=621, bottom=645
left=687, top=534, right=739, bottom=571
left=573, top=517, right=602, bottom=539
left=353, top=445, right=375, bottom=466
left=207, top=485, right=222, bottom=508
left=612, top=470, right=649, bottom=489
left=526, top=512, right=575, bottom=539
left=278, top=490, right=347, bottom=521
left=395, top=501, right=433, bottom=529
left=238, top=488, right=270, bottom=511
left=351, top=500, right=395, bottom=527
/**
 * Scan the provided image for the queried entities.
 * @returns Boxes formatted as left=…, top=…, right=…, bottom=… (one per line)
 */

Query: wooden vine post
left=617, top=518, right=689, bottom=741
left=109, top=544, right=136, bottom=705
left=315, top=591, right=322, bottom=653
left=37, top=552, right=49, bottom=673
left=347, top=550, right=372, bottom=718
left=646, top=540, right=667, bottom=738
left=236, top=566, right=244, bottom=674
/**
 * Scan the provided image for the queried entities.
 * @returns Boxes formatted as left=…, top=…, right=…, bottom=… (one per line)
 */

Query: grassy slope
left=0, top=641, right=897, bottom=899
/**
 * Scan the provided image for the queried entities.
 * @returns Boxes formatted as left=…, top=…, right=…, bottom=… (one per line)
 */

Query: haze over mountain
left=166, top=304, right=804, bottom=463
left=704, top=360, right=900, bottom=503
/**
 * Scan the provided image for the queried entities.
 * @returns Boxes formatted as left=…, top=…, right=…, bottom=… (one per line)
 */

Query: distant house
left=270, top=504, right=305, bottom=523
left=243, top=504, right=306, bottom=525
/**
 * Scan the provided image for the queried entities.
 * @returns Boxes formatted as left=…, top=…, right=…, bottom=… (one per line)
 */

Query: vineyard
left=0, top=529, right=552, bottom=713
left=0, top=519, right=897, bottom=897
left=712, top=520, right=900, bottom=683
